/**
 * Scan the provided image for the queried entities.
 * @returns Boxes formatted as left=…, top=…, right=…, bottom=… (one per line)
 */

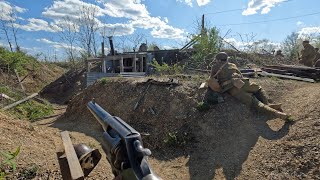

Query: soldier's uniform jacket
left=210, top=60, right=287, bottom=119
left=300, top=44, right=316, bottom=67
left=210, top=62, right=243, bottom=92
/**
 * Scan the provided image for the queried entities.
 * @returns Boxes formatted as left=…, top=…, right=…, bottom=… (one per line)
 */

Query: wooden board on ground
left=60, top=131, right=84, bottom=180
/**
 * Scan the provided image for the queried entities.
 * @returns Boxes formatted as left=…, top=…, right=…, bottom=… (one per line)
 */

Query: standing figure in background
left=299, top=40, right=316, bottom=67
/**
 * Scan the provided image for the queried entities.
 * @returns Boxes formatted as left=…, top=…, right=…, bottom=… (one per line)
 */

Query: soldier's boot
left=254, top=98, right=288, bottom=120
left=254, top=89, right=270, bottom=104
left=268, top=103, right=283, bottom=112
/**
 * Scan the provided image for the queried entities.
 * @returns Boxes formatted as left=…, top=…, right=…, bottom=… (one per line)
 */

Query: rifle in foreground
left=87, top=100, right=160, bottom=180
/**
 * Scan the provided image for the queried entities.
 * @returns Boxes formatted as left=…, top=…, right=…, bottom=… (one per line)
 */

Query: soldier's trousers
left=227, top=81, right=284, bottom=119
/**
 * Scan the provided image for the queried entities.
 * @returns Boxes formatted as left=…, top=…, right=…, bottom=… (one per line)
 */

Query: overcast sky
left=0, top=0, right=320, bottom=59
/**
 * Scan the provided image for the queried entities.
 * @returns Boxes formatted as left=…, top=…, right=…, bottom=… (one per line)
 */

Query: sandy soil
left=1, top=77, right=319, bottom=180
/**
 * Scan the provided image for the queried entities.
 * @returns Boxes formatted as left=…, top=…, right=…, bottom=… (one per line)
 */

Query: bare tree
left=128, top=33, right=146, bottom=52
left=0, top=19, right=13, bottom=52
left=59, top=17, right=78, bottom=65
left=8, top=11, right=20, bottom=51
left=78, top=5, right=100, bottom=57
left=0, top=7, right=21, bottom=52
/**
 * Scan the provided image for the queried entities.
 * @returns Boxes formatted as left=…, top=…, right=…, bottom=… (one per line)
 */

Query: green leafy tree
left=282, top=32, right=300, bottom=60
left=192, top=27, right=220, bottom=68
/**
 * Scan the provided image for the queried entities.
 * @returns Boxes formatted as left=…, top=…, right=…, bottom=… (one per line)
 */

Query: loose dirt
left=1, top=76, right=319, bottom=179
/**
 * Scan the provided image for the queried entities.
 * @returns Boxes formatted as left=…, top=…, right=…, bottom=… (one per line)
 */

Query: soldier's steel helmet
left=215, top=52, right=228, bottom=61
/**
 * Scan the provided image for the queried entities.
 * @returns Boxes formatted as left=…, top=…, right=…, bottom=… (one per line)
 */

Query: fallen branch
left=2, top=93, right=38, bottom=110
left=0, top=93, right=15, bottom=101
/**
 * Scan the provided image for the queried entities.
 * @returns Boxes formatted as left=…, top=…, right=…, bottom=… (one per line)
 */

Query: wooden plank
left=261, top=67, right=293, bottom=75
left=259, top=71, right=315, bottom=83
left=14, top=69, right=25, bottom=92
left=120, top=57, right=124, bottom=72
left=2, top=93, right=38, bottom=110
left=106, top=54, right=147, bottom=61
left=60, top=131, right=84, bottom=180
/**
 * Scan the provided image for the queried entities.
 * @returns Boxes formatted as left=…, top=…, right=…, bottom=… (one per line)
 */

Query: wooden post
left=102, top=60, right=106, bottom=73
left=144, top=55, right=148, bottom=73
left=133, top=53, right=137, bottom=72
left=14, top=69, right=25, bottom=92
left=120, top=56, right=124, bottom=72
left=201, top=14, right=205, bottom=35
left=60, top=131, right=84, bottom=180
left=140, top=56, right=143, bottom=72
left=102, top=42, right=106, bottom=73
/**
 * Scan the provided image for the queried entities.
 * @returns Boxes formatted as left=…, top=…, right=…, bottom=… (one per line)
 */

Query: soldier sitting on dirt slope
left=208, top=52, right=290, bottom=120
left=299, top=40, right=316, bottom=67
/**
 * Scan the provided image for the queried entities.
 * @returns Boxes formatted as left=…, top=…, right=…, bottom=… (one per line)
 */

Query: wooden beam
left=2, top=93, right=38, bottom=110
left=14, top=69, right=25, bottom=92
left=60, top=131, right=84, bottom=180
left=259, top=71, right=315, bottom=83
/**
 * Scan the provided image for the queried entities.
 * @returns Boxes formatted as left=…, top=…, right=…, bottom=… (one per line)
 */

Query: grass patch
left=19, top=164, right=39, bottom=179
left=0, top=146, right=20, bottom=179
left=9, top=100, right=54, bottom=122
left=196, top=101, right=210, bottom=112
left=99, top=77, right=110, bottom=85
left=0, top=86, right=23, bottom=100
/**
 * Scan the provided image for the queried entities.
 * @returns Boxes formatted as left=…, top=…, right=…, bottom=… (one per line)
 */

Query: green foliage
left=282, top=32, right=300, bottom=61
left=10, top=101, right=53, bottom=121
left=164, top=132, right=178, bottom=146
left=19, top=164, right=38, bottom=179
left=164, top=132, right=187, bottom=147
left=196, top=101, right=210, bottom=112
left=0, top=86, right=23, bottom=100
left=191, top=27, right=221, bottom=68
left=150, top=59, right=185, bottom=75
left=0, top=47, right=40, bottom=75
left=100, top=77, right=110, bottom=85
left=0, top=146, right=21, bottom=178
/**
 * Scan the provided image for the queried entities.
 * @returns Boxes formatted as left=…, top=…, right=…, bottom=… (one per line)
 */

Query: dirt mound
left=0, top=63, right=65, bottom=93
left=61, top=77, right=201, bottom=149
left=0, top=112, right=61, bottom=179
left=40, top=69, right=86, bottom=104
left=56, top=77, right=320, bottom=179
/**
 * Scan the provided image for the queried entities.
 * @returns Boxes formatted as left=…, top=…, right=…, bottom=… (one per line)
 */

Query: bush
left=99, top=77, right=110, bottom=85
left=150, top=59, right=185, bottom=75
left=0, top=47, right=40, bottom=75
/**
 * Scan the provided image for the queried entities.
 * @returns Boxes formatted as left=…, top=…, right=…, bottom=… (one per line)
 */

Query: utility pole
left=201, top=14, right=205, bottom=36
